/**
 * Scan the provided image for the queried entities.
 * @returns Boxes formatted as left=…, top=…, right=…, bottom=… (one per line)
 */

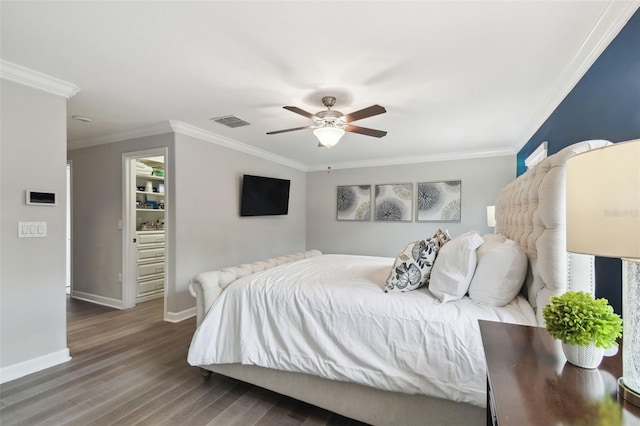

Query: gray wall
left=1, top=80, right=68, bottom=369
left=66, top=131, right=511, bottom=314
left=67, top=132, right=306, bottom=315
left=306, top=156, right=515, bottom=257
left=67, top=133, right=175, bottom=302
left=172, top=133, right=306, bottom=313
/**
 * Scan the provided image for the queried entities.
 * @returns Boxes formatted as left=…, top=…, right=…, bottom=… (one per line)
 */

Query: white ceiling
left=1, top=1, right=638, bottom=170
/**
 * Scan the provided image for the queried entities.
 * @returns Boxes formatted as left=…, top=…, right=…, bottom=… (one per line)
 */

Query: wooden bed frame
left=189, top=140, right=610, bottom=425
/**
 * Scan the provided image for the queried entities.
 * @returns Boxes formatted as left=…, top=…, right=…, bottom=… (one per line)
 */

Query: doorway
left=122, top=148, right=169, bottom=318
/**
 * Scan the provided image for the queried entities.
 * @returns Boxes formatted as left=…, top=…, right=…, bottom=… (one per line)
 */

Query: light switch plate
left=18, top=221, right=47, bottom=238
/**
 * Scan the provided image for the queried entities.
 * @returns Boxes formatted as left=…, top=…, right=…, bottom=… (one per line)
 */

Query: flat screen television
left=240, top=174, right=290, bottom=216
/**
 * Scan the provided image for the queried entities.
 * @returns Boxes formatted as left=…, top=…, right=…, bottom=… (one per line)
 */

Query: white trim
left=306, top=147, right=515, bottom=171
left=515, top=2, right=640, bottom=150
left=164, top=307, right=196, bottom=323
left=68, top=122, right=174, bottom=150
left=68, top=119, right=516, bottom=172
left=71, top=290, right=124, bottom=309
left=69, top=120, right=308, bottom=171
left=67, top=160, right=73, bottom=296
left=122, top=154, right=137, bottom=310
left=169, top=120, right=308, bottom=171
left=0, top=348, right=71, bottom=384
left=0, top=60, right=80, bottom=99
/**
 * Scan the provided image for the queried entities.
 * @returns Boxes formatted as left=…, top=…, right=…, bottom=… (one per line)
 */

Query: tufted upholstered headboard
left=495, top=140, right=612, bottom=326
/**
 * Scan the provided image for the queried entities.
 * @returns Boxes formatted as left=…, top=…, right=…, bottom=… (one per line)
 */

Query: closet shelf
left=135, top=160, right=165, bottom=304
left=136, top=191, right=164, bottom=196
left=136, top=174, right=164, bottom=181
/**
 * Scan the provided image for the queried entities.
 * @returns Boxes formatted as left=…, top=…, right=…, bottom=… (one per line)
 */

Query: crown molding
left=168, top=121, right=309, bottom=171
left=305, top=147, right=516, bottom=172
left=68, top=122, right=174, bottom=150
left=70, top=119, right=514, bottom=170
left=0, top=60, right=80, bottom=99
left=514, top=2, right=640, bottom=151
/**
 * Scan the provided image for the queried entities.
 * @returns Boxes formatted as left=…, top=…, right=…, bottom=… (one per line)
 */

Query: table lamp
left=566, top=139, right=640, bottom=407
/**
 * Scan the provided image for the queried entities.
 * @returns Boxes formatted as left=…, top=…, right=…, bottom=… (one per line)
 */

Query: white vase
left=562, top=342, right=604, bottom=369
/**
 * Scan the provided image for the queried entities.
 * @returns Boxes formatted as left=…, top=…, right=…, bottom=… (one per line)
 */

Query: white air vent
left=211, top=115, right=250, bottom=128
left=525, top=141, right=548, bottom=170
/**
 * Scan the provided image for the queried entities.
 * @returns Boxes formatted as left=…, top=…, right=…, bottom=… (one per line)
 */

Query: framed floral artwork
left=337, top=185, right=371, bottom=221
left=374, top=183, right=413, bottom=222
left=416, top=181, right=461, bottom=222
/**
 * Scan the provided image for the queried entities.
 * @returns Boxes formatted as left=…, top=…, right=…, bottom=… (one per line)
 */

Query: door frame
left=67, top=160, right=73, bottom=296
left=122, top=147, right=169, bottom=317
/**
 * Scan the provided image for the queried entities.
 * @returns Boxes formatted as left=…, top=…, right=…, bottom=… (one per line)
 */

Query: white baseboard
left=72, top=290, right=193, bottom=322
left=0, top=348, right=71, bottom=384
left=71, top=290, right=123, bottom=309
left=164, top=307, right=196, bottom=323
left=136, top=291, right=163, bottom=304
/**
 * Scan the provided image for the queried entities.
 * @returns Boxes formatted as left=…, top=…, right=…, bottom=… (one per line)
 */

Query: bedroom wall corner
left=0, top=80, right=70, bottom=380
left=170, top=132, right=306, bottom=314
left=305, top=155, right=515, bottom=257
left=516, top=7, right=640, bottom=314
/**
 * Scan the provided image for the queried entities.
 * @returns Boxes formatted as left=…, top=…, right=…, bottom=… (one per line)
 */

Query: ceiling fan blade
left=343, top=105, right=386, bottom=123
left=283, top=106, right=315, bottom=119
left=266, top=125, right=312, bottom=135
left=345, top=125, right=387, bottom=138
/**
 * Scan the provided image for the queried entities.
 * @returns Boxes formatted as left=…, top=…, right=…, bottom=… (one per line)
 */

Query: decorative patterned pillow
left=385, top=229, right=451, bottom=293
left=428, top=229, right=451, bottom=251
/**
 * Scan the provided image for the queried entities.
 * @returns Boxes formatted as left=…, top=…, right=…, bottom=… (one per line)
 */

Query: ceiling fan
left=267, top=96, right=387, bottom=148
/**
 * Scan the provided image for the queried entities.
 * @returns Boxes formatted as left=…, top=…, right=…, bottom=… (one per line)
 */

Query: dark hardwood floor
left=0, top=297, right=367, bottom=425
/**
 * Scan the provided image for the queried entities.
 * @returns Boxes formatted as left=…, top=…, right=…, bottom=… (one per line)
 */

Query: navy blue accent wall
left=517, top=8, right=640, bottom=315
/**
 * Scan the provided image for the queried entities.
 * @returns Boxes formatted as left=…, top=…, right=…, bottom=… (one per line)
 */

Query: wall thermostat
left=26, top=190, right=56, bottom=206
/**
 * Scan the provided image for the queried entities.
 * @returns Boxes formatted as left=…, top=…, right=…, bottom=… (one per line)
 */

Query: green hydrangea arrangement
left=542, top=291, right=622, bottom=349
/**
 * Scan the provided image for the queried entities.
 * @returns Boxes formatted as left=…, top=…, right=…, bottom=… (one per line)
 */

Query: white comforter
left=187, top=254, right=536, bottom=407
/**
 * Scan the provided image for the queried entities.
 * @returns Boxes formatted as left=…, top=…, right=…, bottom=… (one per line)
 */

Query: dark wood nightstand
left=479, top=320, right=640, bottom=425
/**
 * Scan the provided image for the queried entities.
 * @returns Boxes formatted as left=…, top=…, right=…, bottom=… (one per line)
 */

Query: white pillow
left=429, top=231, right=484, bottom=303
left=468, top=234, right=528, bottom=306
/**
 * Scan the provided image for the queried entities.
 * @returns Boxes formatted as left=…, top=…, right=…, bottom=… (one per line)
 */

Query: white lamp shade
left=486, top=205, right=496, bottom=228
left=313, top=127, right=344, bottom=148
left=566, top=139, right=640, bottom=259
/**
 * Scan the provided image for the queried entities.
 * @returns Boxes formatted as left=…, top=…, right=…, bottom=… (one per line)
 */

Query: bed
left=188, top=140, right=610, bottom=425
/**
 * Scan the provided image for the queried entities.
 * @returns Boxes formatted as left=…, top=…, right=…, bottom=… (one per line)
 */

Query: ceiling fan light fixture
left=267, top=96, right=386, bottom=143
left=313, top=126, right=344, bottom=148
